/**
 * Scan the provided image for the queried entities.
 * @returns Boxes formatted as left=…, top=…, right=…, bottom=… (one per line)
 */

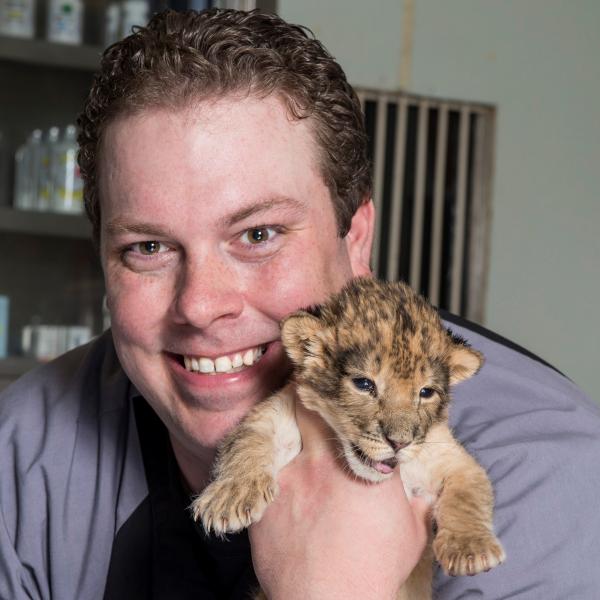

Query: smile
left=182, top=345, right=267, bottom=375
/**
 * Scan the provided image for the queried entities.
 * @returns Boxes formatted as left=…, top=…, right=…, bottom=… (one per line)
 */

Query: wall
left=279, top=0, right=404, bottom=90
left=279, top=0, right=599, bottom=400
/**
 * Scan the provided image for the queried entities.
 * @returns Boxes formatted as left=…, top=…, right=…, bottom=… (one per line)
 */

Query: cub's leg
left=423, top=425, right=505, bottom=577
left=190, top=384, right=301, bottom=537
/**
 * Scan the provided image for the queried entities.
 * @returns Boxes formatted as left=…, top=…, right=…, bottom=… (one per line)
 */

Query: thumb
left=293, top=397, right=338, bottom=458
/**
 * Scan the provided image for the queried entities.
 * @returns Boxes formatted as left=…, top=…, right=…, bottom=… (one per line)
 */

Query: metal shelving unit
left=0, top=36, right=102, bottom=385
left=0, top=356, right=38, bottom=392
left=0, top=207, right=92, bottom=238
left=0, top=35, right=102, bottom=71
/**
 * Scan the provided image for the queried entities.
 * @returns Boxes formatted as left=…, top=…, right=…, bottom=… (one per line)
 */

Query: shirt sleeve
left=0, top=333, right=140, bottom=600
left=0, top=503, right=40, bottom=600
left=434, top=324, right=600, bottom=599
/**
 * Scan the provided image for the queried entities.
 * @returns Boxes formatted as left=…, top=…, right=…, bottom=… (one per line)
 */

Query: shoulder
left=0, top=330, right=129, bottom=440
left=440, top=311, right=599, bottom=440
left=0, top=332, right=146, bottom=598
left=0, top=330, right=135, bottom=506
left=436, top=312, right=600, bottom=598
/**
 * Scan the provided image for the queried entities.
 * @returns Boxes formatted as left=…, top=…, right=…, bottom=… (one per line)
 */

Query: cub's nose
left=384, top=434, right=409, bottom=452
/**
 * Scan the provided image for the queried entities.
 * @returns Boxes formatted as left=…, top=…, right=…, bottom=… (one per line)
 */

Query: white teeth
left=199, top=357, right=215, bottom=373
left=242, top=349, right=254, bottom=366
left=183, top=346, right=266, bottom=374
left=215, top=356, right=232, bottom=373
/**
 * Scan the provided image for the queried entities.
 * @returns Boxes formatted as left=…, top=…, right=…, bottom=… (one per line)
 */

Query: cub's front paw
left=433, top=528, right=506, bottom=576
left=190, top=473, right=278, bottom=537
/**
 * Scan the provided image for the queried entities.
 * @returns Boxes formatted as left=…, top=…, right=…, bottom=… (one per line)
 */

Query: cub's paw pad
left=190, top=475, right=277, bottom=537
left=433, top=529, right=506, bottom=576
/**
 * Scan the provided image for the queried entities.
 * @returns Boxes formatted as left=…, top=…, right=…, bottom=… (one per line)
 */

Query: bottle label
left=47, top=0, right=83, bottom=44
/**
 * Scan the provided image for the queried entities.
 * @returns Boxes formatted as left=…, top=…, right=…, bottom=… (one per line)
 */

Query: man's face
left=99, top=94, right=373, bottom=464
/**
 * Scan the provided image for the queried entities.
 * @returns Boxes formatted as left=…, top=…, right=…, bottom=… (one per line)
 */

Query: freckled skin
left=99, top=94, right=373, bottom=489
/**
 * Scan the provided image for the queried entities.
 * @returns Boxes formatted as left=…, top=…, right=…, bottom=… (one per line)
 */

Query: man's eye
left=241, top=227, right=276, bottom=245
left=135, top=241, right=167, bottom=255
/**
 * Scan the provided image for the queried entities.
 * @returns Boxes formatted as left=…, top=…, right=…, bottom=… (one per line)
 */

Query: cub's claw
left=190, top=474, right=278, bottom=537
left=433, top=528, right=505, bottom=577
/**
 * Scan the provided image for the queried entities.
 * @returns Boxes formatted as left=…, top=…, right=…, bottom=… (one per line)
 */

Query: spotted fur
left=192, top=277, right=505, bottom=599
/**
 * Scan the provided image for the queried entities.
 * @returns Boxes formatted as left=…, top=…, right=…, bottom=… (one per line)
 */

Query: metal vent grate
left=357, top=89, right=496, bottom=322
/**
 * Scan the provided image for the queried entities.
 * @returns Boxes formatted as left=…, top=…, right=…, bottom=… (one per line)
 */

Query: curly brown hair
left=77, top=8, right=371, bottom=245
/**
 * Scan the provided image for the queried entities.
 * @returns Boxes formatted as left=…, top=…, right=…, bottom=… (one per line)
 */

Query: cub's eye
left=352, top=377, right=377, bottom=394
left=419, top=387, right=436, bottom=399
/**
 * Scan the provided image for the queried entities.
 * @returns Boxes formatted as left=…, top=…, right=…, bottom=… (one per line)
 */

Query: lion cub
left=191, top=277, right=505, bottom=599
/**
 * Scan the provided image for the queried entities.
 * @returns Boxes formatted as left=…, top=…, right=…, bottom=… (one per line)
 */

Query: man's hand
left=249, top=401, right=430, bottom=600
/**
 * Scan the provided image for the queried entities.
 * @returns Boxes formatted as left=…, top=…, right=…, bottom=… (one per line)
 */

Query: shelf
left=0, top=35, right=102, bottom=71
left=0, top=356, right=38, bottom=378
left=0, top=207, right=92, bottom=239
left=0, top=357, right=38, bottom=391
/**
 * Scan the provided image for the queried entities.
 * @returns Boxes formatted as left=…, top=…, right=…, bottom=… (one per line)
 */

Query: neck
left=169, top=433, right=214, bottom=493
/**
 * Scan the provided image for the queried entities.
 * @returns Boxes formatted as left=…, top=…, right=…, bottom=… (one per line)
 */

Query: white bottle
left=0, top=0, right=35, bottom=38
left=47, top=0, right=84, bottom=44
left=14, top=129, right=42, bottom=210
left=52, top=124, right=83, bottom=214
left=0, top=130, right=8, bottom=206
left=121, top=0, right=149, bottom=37
left=38, top=127, right=60, bottom=212
left=13, top=141, right=31, bottom=209
left=104, top=2, right=120, bottom=47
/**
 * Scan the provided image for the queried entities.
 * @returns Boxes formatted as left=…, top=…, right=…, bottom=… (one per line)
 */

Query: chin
left=181, top=398, right=260, bottom=451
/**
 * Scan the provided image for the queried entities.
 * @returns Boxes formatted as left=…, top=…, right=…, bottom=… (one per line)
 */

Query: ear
left=448, top=344, right=484, bottom=385
left=280, top=311, right=326, bottom=366
left=345, top=199, right=375, bottom=277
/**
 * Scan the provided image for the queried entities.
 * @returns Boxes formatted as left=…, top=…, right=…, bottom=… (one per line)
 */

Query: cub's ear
left=280, top=310, right=327, bottom=366
left=447, top=335, right=484, bottom=385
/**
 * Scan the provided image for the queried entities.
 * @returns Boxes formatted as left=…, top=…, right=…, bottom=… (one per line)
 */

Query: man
left=1, top=8, right=599, bottom=600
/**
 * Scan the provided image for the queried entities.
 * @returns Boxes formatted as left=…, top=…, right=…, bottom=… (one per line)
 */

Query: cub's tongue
left=373, top=458, right=398, bottom=474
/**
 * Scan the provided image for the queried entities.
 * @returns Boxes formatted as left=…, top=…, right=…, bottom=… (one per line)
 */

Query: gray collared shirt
left=1, top=325, right=599, bottom=599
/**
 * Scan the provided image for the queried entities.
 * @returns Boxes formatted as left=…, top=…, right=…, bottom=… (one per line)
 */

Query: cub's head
left=281, top=277, right=483, bottom=483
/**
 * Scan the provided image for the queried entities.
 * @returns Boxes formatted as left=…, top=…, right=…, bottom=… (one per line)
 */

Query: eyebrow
left=104, top=220, right=174, bottom=238
left=104, top=196, right=307, bottom=238
left=219, top=196, right=307, bottom=228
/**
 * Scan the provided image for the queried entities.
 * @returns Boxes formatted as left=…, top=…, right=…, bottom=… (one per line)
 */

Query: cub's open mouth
left=351, top=444, right=398, bottom=474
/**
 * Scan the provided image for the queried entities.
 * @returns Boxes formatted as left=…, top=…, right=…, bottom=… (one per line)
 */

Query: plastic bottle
left=0, top=0, right=35, bottom=38
left=13, top=129, right=42, bottom=210
left=121, top=0, right=149, bottom=37
left=0, top=295, right=8, bottom=359
left=28, top=129, right=44, bottom=210
left=13, top=141, right=30, bottom=209
left=38, top=127, right=60, bottom=212
left=104, top=2, right=120, bottom=46
left=0, top=130, right=8, bottom=206
left=51, top=124, right=83, bottom=214
left=47, top=0, right=84, bottom=45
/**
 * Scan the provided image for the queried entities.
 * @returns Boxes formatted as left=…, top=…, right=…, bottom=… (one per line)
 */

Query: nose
left=172, top=255, right=244, bottom=329
left=384, top=434, right=409, bottom=452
